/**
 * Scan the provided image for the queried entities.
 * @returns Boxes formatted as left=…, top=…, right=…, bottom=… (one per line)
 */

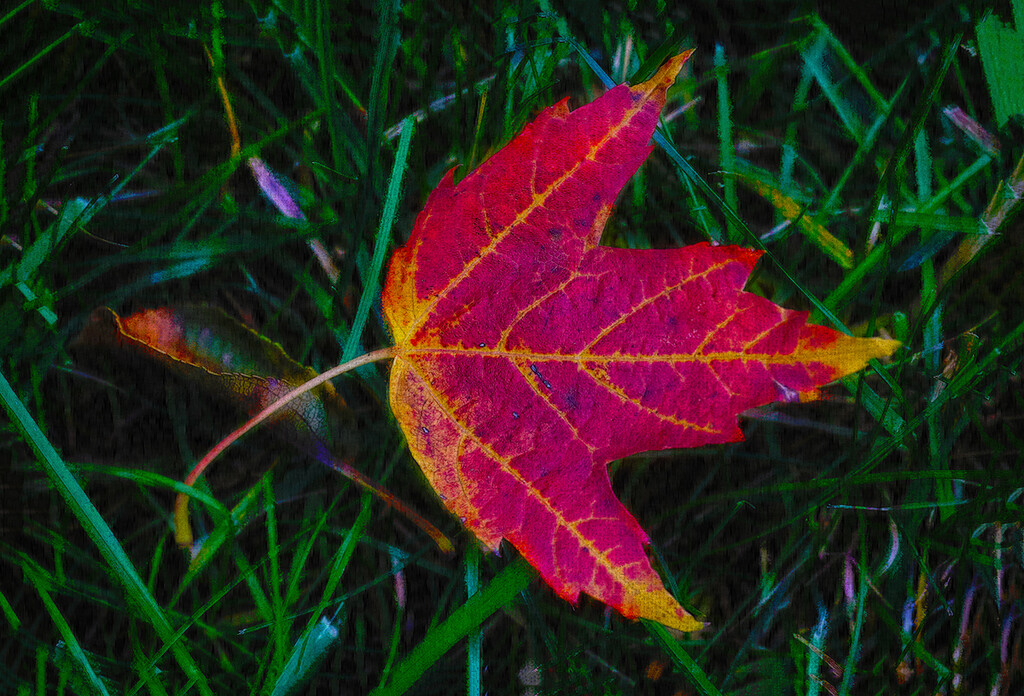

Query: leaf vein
left=579, top=257, right=734, bottom=355
left=409, top=91, right=658, bottom=341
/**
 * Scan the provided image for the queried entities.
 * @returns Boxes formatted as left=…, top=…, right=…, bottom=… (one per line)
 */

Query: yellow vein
left=510, top=358, right=596, bottom=455
left=578, top=360, right=720, bottom=434
left=412, top=363, right=637, bottom=584
left=403, top=346, right=816, bottom=365
left=578, top=256, right=731, bottom=356
left=407, top=87, right=659, bottom=339
left=497, top=271, right=580, bottom=349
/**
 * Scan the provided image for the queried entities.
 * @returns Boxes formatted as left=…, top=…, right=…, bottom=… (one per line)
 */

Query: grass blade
left=0, top=370, right=213, bottom=696
left=269, top=617, right=341, bottom=696
left=645, top=621, right=724, bottom=696
left=342, top=116, right=415, bottom=362
left=19, top=560, right=111, bottom=696
left=715, top=44, right=740, bottom=244
left=372, top=556, right=536, bottom=695
left=465, top=544, right=482, bottom=696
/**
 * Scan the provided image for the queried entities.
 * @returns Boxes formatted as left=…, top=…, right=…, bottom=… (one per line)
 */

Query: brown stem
left=941, top=148, right=1024, bottom=286
left=174, top=346, right=398, bottom=548
left=204, top=43, right=241, bottom=158
left=323, top=455, right=453, bottom=553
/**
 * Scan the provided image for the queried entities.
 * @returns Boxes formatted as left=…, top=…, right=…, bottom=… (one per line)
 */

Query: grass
left=2, top=1, right=1022, bottom=694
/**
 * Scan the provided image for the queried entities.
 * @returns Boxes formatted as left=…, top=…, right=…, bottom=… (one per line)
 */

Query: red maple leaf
left=382, top=51, right=899, bottom=630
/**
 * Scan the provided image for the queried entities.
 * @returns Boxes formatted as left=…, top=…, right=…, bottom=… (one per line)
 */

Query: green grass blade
left=283, top=504, right=332, bottom=611
left=645, top=621, right=724, bottom=696
left=820, top=74, right=910, bottom=216
left=0, top=587, right=19, bottom=630
left=269, top=617, right=341, bottom=696
left=781, top=56, right=814, bottom=190
left=731, top=166, right=854, bottom=268
left=976, top=1, right=1024, bottom=126
left=264, top=475, right=287, bottom=677
left=372, top=556, right=536, bottom=696
left=175, top=479, right=256, bottom=600
left=0, top=23, right=82, bottom=93
left=837, top=540, right=869, bottom=696
left=0, top=370, right=213, bottom=696
left=367, top=0, right=401, bottom=159
left=0, top=0, right=34, bottom=29
left=19, top=561, right=111, bottom=696
left=841, top=371, right=905, bottom=438
left=321, top=494, right=372, bottom=619
left=465, top=544, right=482, bottom=696
left=800, top=30, right=864, bottom=143
left=822, top=152, right=992, bottom=314
left=812, top=16, right=888, bottom=111
left=715, top=44, right=740, bottom=244
left=854, top=318, right=1024, bottom=478
left=342, top=116, right=414, bottom=362
left=273, top=493, right=371, bottom=694
left=872, top=210, right=987, bottom=236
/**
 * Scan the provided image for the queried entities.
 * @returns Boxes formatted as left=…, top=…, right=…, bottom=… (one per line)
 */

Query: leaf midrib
left=402, top=346, right=832, bottom=365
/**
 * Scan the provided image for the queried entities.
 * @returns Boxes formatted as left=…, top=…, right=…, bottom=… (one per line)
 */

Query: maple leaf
left=381, top=51, right=899, bottom=630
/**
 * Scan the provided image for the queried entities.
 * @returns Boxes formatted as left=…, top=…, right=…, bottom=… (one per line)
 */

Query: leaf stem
left=174, top=346, right=398, bottom=547
left=322, top=454, right=453, bottom=553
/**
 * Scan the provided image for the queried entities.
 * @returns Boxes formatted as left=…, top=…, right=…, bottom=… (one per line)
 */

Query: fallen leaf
left=74, top=305, right=356, bottom=464
left=384, top=51, right=899, bottom=630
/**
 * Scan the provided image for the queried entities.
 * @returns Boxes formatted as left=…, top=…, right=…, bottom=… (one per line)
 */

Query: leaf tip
left=872, top=337, right=903, bottom=359
left=846, top=335, right=902, bottom=371
left=648, top=49, right=696, bottom=89
left=639, top=595, right=705, bottom=632
left=802, top=333, right=902, bottom=388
